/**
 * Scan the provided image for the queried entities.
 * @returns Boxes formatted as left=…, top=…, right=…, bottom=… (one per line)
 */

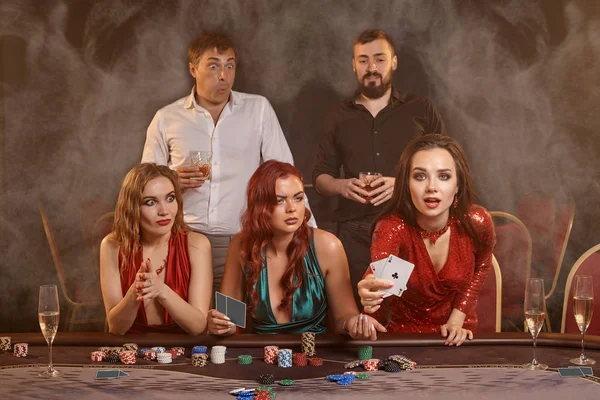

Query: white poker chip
left=229, top=388, right=249, bottom=395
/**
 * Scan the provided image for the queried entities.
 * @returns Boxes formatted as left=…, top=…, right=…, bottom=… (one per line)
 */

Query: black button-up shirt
left=312, top=90, right=446, bottom=222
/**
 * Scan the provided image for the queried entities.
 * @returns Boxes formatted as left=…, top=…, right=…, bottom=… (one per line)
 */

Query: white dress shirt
left=142, top=88, right=316, bottom=235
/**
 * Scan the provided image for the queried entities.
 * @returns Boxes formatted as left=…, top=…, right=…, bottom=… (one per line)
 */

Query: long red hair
left=240, top=160, right=312, bottom=316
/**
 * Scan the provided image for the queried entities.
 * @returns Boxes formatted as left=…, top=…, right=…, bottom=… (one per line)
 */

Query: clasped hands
left=134, top=259, right=166, bottom=302
left=339, top=176, right=394, bottom=207
left=358, top=274, right=473, bottom=346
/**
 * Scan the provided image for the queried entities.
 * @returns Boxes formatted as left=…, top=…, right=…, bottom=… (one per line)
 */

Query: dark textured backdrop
left=1, top=0, right=598, bottom=332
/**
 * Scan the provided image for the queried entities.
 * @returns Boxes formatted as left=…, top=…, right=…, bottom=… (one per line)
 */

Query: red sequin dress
left=369, top=205, right=495, bottom=333
left=119, top=231, right=191, bottom=334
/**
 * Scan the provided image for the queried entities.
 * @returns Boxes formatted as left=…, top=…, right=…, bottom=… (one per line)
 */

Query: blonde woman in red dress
left=358, top=134, right=495, bottom=346
left=100, top=163, right=212, bottom=335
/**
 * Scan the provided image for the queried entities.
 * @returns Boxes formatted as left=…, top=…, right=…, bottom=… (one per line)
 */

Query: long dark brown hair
left=240, top=160, right=312, bottom=315
left=112, top=163, right=186, bottom=270
left=379, top=134, right=481, bottom=244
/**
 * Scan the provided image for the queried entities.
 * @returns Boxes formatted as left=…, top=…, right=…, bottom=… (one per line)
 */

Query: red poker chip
left=165, top=349, right=178, bottom=359
left=308, top=357, right=323, bottom=366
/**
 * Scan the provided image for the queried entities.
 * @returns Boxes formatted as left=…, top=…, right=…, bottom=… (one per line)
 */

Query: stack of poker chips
left=307, top=357, right=323, bottom=366
left=123, top=343, right=138, bottom=356
left=13, top=343, right=28, bottom=358
left=210, top=346, right=226, bottom=364
left=143, top=349, right=157, bottom=361
left=172, top=347, right=185, bottom=357
left=255, top=387, right=275, bottom=400
left=257, top=373, right=275, bottom=385
left=237, top=354, right=253, bottom=365
left=301, top=332, right=316, bottom=356
left=110, top=347, right=125, bottom=357
left=105, top=353, right=120, bottom=363
left=277, top=348, right=292, bottom=368
left=99, top=347, right=111, bottom=357
left=157, top=352, right=172, bottom=364
left=358, top=346, right=373, bottom=360
left=192, top=345, right=207, bottom=356
left=90, top=351, right=104, bottom=362
left=292, top=352, right=307, bottom=366
left=0, top=336, right=11, bottom=351
left=362, top=359, right=380, bottom=371
left=165, top=349, right=178, bottom=360
left=119, top=350, right=136, bottom=365
left=378, top=359, right=401, bottom=372
left=152, top=346, right=166, bottom=354
left=191, top=353, right=208, bottom=367
left=264, top=346, right=278, bottom=364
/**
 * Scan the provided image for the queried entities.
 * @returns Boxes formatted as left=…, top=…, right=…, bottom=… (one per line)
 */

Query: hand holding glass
left=523, top=278, right=547, bottom=370
left=189, top=150, right=212, bottom=180
left=570, top=275, right=595, bottom=365
left=38, top=285, right=63, bottom=377
left=358, top=172, right=382, bottom=197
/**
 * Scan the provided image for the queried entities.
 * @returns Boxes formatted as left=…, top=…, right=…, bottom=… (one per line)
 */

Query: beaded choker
left=416, top=220, right=451, bottom=245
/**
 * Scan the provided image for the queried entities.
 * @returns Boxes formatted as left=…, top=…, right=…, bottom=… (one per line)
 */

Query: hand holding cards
left=369, top=255, right=414, bottom=297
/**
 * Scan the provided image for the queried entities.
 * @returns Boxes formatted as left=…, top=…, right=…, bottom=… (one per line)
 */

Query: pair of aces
left=369, top=255, right=415, bottom=298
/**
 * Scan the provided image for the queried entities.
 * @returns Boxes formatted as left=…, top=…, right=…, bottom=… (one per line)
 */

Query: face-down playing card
left=215, top=291, right=247, bottom=328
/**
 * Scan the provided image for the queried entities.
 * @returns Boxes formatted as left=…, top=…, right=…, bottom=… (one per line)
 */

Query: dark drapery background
left=1, top=0, right=598, bottom=332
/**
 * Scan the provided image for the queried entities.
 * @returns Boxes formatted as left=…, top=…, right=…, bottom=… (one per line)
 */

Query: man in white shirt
left=142, top=32, right=315, bottom=292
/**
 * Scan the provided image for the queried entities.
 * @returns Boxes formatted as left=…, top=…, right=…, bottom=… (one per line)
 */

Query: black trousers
left=337, top=218, right=375, bottom=310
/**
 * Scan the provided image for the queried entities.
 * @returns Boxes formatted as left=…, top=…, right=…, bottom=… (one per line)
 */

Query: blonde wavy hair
left=112, top=163, right=187, bottom=270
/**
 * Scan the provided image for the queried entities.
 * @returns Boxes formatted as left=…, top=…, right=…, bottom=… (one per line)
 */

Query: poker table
left=1, top=332, right=599, bottom=399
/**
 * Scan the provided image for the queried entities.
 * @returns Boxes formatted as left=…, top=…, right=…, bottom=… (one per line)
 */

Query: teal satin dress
left=247, top=236, right=328, bottom=334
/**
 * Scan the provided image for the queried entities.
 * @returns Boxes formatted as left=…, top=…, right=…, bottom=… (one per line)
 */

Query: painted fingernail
left=223, top=316, right=231, bottom=321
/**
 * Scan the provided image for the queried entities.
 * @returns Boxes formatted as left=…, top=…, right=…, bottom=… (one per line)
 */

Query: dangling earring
left=453, top=195, right=459, bottom=209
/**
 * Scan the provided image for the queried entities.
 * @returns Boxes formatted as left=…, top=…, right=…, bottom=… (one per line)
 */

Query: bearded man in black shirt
left=312, top=29, right=446, bottom=306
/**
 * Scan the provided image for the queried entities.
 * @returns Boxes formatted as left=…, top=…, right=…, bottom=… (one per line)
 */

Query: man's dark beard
left=358, top=71, right=392, bottom=99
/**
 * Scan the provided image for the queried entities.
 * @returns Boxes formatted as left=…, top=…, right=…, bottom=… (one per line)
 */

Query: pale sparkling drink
left=573, top=296, right=594, bottom=332
left=525, top=310, right=545, bottom=337
left=39, top=311, right=59, bottom=343
left=523, top=278, right=547, bottom=370
left=38, top=285, right=63, bottom=377
left=570, top=276, right=595, bottom=365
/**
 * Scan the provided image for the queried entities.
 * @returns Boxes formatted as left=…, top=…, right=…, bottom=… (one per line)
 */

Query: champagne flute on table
left=38, top=285, right=63, bottom=377
left=570, top=275, right=595, bottom=365
left=523, top=278, right=548, bottom=370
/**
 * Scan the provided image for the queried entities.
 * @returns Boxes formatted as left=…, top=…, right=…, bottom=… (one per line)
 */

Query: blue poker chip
left=326, top=374, right=347, bottom=382
left=192, top=345, right=207, bottom=354
left=236, top=390, right=255, bottom=396
left=337, top=378, right=354, bottom=386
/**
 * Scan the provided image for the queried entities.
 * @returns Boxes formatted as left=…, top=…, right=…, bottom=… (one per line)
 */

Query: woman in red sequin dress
left=358, top=134, right=495, bottom=345
left=100, top=163, right=212, bottom=335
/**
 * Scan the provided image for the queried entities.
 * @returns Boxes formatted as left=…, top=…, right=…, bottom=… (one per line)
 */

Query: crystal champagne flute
left=570, top=275, right=595, bottom=365
left=38, top=285, right=63, bottom=377
left=523, top=278, right=547, bottom=370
